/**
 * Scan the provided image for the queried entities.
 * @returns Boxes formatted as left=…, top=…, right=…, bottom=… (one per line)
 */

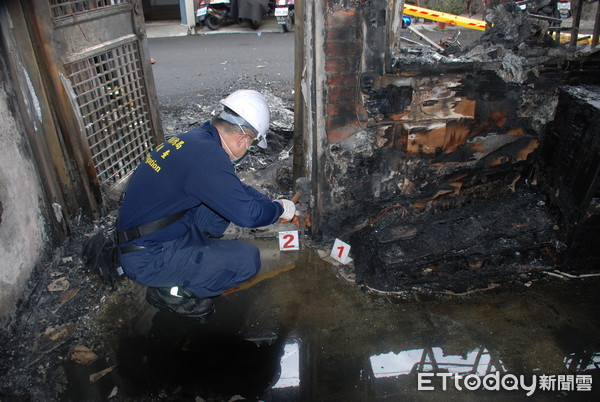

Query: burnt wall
left=320, top=63, right=563, bottom=235
left=0, top=29, right=49, bottom=325
left=337, top=65, right=564, bottom=292
left=324, top=3, right=364, bottom=143
left=314, top=1, right=600, bottom=291
left=541, top=85, right=600, bottom=272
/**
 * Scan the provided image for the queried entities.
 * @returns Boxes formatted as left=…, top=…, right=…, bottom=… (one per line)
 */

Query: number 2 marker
left=279, top=230, right=300, bottom=251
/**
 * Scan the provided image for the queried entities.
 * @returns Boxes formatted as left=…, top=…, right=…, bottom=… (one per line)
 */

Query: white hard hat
left=219, top=89, right=270, bottom=149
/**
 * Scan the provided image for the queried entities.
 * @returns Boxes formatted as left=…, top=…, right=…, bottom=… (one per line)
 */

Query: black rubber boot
left=146, top=287, right=215, bottom=319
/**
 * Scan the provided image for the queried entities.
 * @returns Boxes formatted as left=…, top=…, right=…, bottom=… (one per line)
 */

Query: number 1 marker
left=331, top=239, right=352, bottom=264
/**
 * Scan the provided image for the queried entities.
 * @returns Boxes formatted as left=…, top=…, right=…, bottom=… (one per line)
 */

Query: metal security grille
left=65, top=41, right=153, bottom=188
left=49, top=0, right=131, bottom=20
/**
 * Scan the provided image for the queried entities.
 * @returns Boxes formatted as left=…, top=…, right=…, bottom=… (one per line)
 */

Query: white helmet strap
left=220, top=109, right=257, bottom=136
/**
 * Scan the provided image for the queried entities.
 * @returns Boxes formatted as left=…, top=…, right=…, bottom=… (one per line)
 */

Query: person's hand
left=274, top=199, right=296, bottom=221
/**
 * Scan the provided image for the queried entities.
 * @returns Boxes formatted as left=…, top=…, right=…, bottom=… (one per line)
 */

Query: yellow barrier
left=557, top=33, right=593, bottom=44
left=403, top=5, right=487, bottom=31
left=402, top=5, right=592, bottom=43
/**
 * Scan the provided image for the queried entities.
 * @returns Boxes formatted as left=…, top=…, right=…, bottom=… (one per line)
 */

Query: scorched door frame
left=25, top=0, right=163, bottom=218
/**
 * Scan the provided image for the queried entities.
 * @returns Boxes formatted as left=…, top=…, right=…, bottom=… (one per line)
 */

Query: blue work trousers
left=119, top=205, right=260, bottom=298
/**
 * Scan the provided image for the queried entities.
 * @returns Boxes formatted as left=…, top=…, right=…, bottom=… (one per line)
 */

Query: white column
left=183, top=0, right=196, bottom=32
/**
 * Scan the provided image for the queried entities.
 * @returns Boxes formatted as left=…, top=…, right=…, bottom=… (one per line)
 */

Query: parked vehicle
left=274, top=0, right=294, bottom=32
left=196, top=0, right=231, bottom=30
left=232, top=0, right=270, bottom=29
left=196, top=0, right=270, bottom=30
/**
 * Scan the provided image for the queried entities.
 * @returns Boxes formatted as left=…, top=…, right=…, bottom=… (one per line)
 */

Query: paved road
left=148, top=30, right=295, bottom=105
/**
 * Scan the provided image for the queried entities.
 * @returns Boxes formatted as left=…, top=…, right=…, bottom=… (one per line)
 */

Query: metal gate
left=30, top=0, right=162, bottom=217
left=63, top=42, right=152, bottom=187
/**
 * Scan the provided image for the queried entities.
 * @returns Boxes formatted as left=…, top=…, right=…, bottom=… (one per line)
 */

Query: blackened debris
left=351, top=192, right=560, bottom=293
left=364, top=85, right=413, bottom=118
left=540, top=85, right=600, bottom=272
left=474, top=2, right=558, bottom=53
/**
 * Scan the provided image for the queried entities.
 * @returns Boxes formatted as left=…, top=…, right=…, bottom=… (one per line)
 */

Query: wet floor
left=63, top=239, right=600, bottom=401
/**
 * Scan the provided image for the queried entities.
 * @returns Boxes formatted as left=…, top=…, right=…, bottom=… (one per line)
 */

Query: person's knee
left=238, top=242, right=260, bottom=279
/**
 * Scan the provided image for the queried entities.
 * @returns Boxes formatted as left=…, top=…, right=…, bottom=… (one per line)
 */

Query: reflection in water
left=370, top=347, right=505, bottom=378
left=115, top=312, right=287, bottom=399
left=564, top=352, right=600, bottom=372
left=272, top=342, right=300, bottom=388
left=371, top=346, right=600, bottom=383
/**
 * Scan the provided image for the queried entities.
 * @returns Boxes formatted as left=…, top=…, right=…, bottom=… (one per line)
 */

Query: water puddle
left=63, top=242, right=600, bottom=400
left=222, top=238, right=299, bottom=296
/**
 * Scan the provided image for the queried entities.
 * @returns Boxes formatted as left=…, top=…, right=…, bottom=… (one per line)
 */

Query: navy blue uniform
left=117, top=122, right=283, bottom=297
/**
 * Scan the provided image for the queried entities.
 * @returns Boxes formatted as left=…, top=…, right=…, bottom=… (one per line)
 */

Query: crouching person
left=117, top=90, right=296, bottom=319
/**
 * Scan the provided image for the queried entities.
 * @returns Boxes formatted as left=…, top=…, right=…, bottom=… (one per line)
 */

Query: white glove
left=275, top=199, right=296, bottom=221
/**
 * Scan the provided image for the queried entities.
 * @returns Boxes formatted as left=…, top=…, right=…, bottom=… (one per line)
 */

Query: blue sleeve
left=185, top=146, right=283, bottom=228
left=242, top=183, right=272, bottom=203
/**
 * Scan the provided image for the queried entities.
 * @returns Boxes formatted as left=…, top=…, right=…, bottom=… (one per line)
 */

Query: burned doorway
left=28, top=0, right=163, bottom=217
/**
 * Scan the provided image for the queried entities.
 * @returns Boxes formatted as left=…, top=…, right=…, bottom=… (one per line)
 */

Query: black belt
left=120, top=244, right=150, bottom=254
left=118, top=210, right=188, bottom=244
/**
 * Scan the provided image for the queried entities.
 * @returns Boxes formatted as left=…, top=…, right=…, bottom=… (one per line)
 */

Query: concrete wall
left=0, top=38, right=47, bottom=325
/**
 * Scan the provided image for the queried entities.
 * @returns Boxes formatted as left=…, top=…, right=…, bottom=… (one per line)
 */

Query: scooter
left=196, top=0, right=232, bottom=31
left=274, top=0, right=294, bottom=32
left=196, top=0, right=269, bottom=31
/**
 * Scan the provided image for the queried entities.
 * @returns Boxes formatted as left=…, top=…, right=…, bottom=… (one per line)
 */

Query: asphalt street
left=147, top=29, right=295, bottom=105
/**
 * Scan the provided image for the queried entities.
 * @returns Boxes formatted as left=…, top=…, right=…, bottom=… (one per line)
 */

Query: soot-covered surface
left=343, top=84, right=599, bottom=294
left=350, top=192, right=560, bottom=293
